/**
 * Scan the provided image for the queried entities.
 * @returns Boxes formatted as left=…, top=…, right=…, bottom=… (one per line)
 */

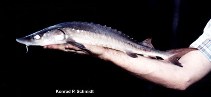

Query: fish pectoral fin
left=126, top=51, right=138, bottom=58
left=66, top=40, right=92, bottom=54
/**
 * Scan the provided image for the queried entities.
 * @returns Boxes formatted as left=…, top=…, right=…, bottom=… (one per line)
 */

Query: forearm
left=99, top=50, right=211, bottom=90
left=99, top=50, right=187, bottom=89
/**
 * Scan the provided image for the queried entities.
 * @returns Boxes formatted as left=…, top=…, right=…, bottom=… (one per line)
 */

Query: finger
left=44, top=44, right=65, bottom=50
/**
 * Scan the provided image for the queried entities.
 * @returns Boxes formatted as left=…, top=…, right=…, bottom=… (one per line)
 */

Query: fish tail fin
left=166, top=48, right=197, bottom=67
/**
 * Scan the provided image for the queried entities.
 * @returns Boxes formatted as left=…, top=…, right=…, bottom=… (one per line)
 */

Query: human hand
left=43, top=43, right=110, bottom=56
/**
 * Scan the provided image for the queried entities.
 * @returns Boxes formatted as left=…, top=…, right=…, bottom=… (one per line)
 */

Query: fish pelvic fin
left=166, top=48, right=197, bottom=67
left=126, top=51, right=138, bottom=58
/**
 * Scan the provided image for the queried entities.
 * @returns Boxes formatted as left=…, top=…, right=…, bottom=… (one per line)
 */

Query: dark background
left=3, top=0, right=211, bottom=97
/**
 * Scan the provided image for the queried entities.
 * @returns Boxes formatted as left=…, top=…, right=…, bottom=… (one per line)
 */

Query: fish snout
left=16, top=37, right=32, bottom=46
left=16, top=38, right=21, bottom=42
left=16, top=38, right=26, bottom=44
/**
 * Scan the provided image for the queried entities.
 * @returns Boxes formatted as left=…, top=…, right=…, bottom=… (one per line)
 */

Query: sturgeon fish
left=16, top=22, right=196, bottom=67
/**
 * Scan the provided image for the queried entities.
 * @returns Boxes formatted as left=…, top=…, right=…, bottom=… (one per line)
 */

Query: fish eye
left=34, top=35, right=41, bottom=40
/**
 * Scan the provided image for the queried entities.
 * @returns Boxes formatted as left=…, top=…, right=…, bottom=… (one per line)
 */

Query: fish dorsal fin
left=141, top=38, right=154, bottom=48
